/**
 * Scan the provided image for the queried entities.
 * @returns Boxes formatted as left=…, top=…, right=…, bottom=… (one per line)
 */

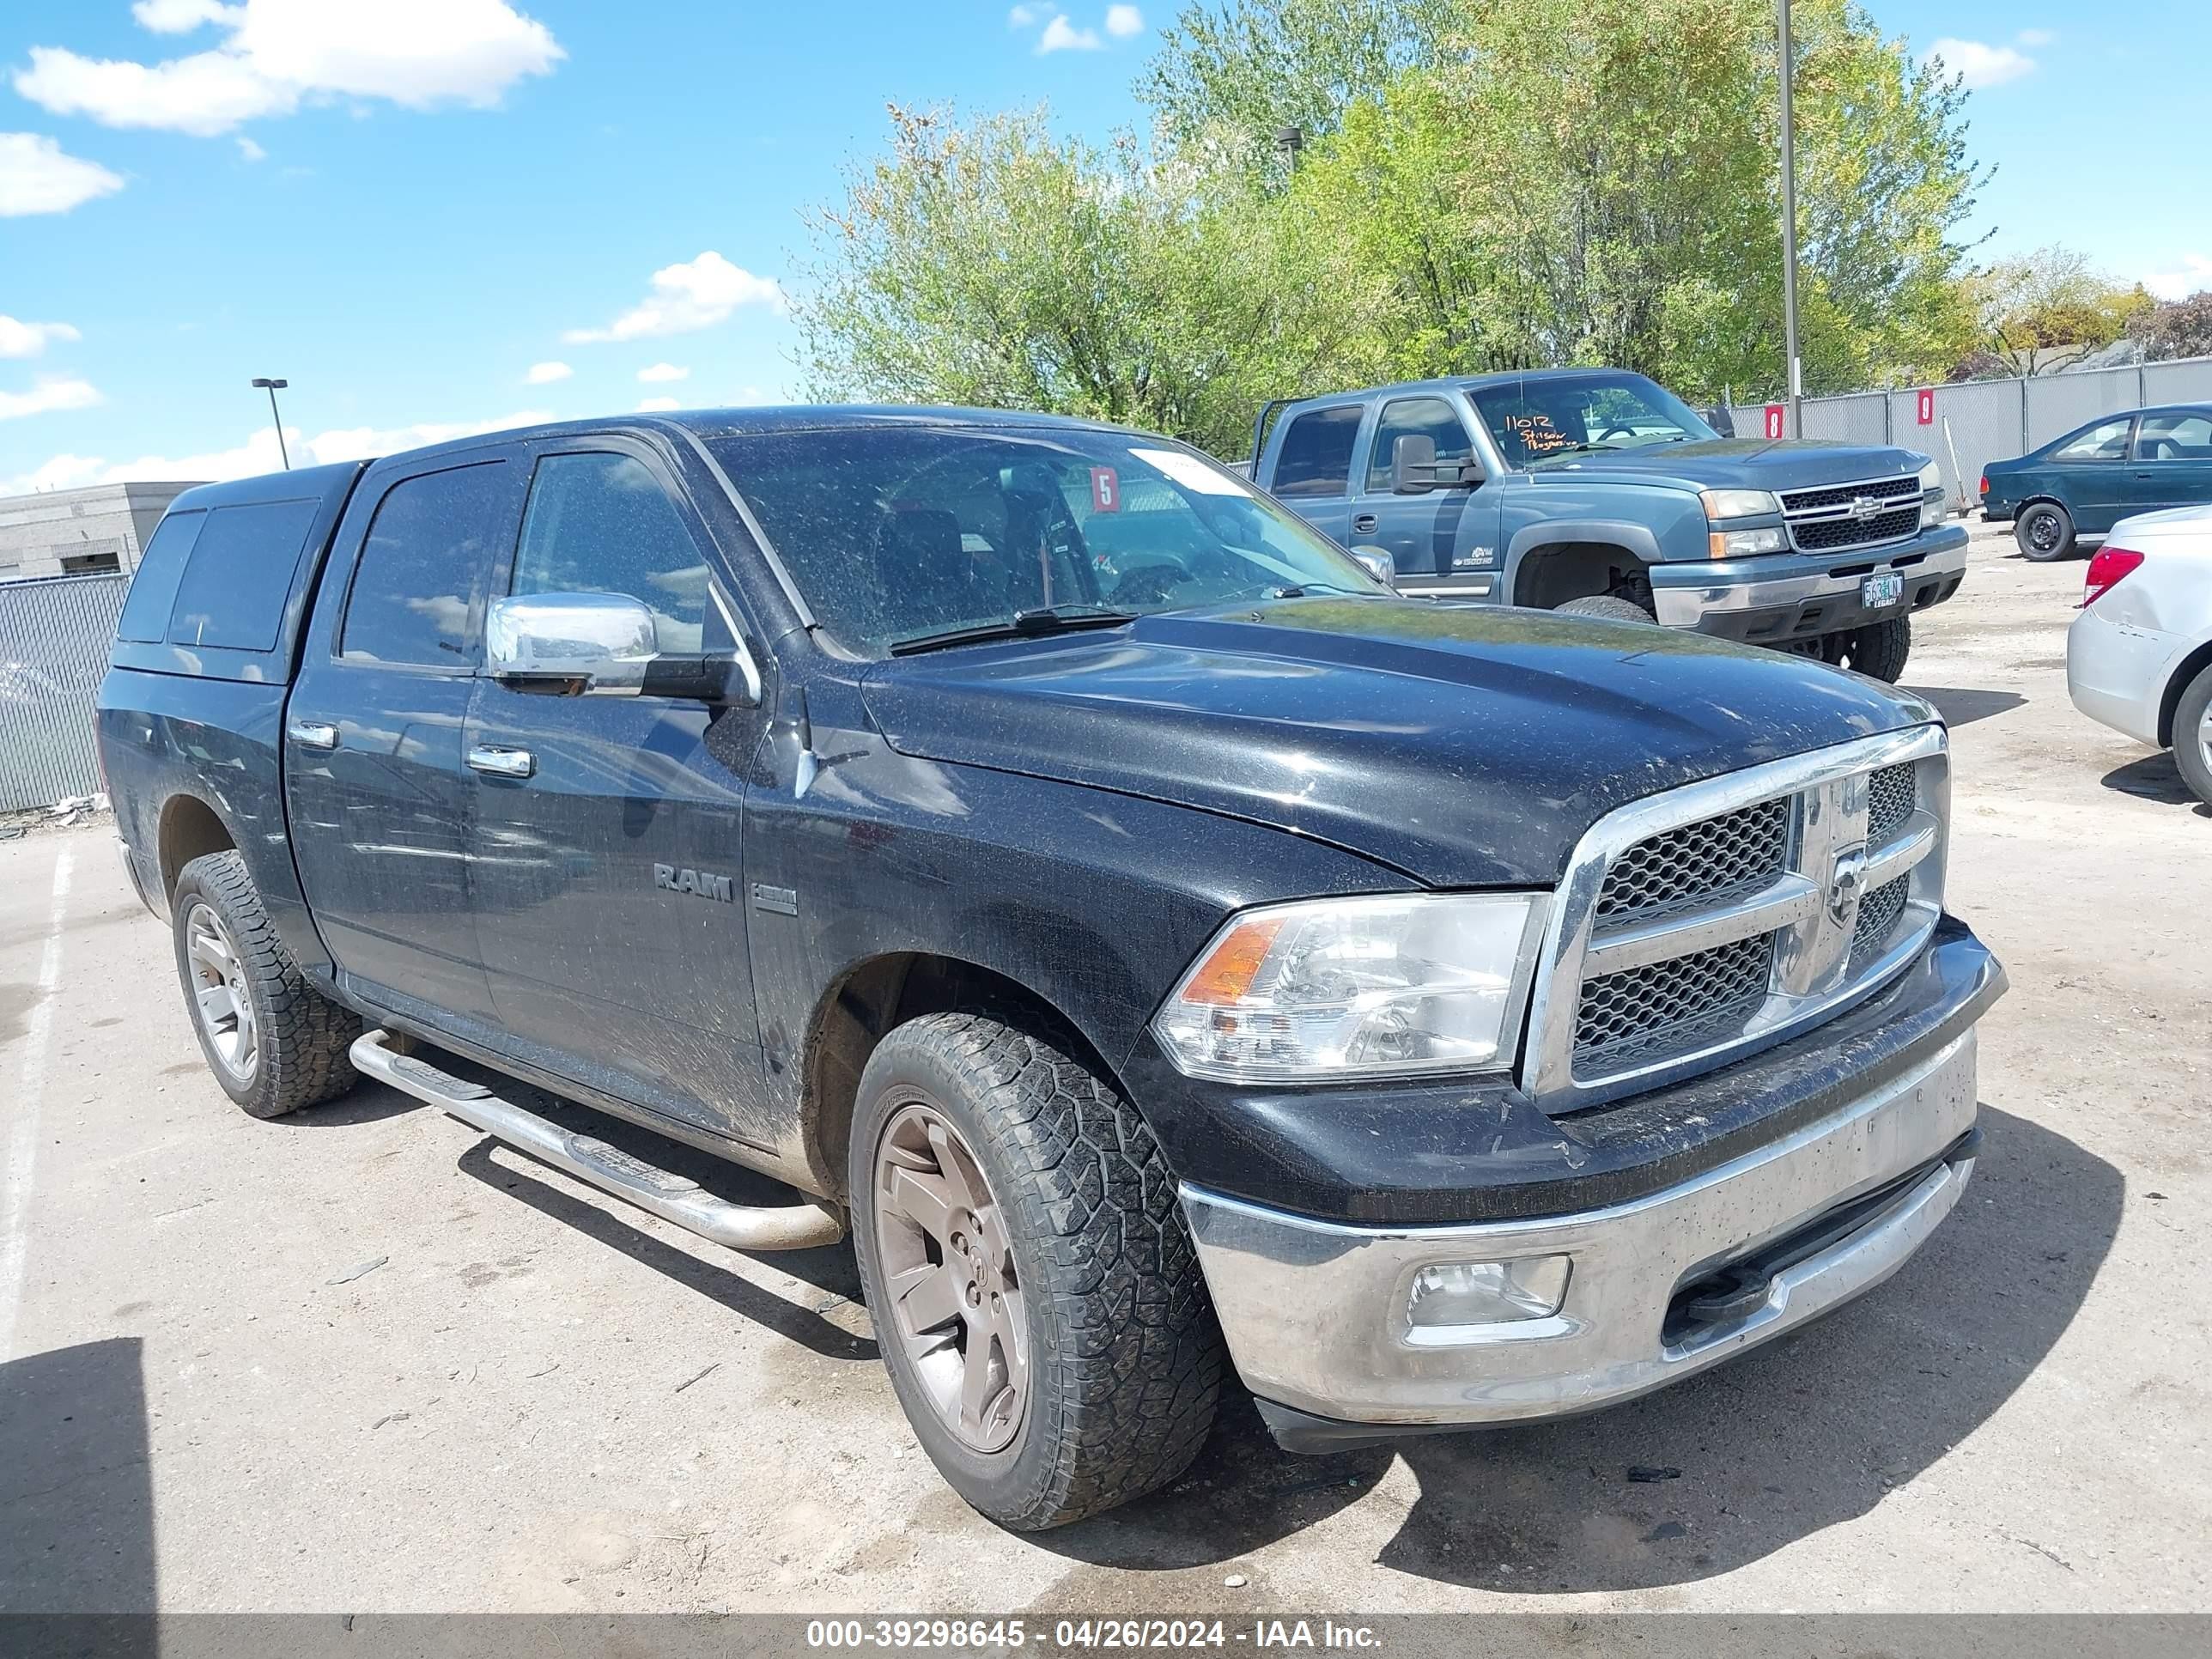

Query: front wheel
left=1556, top=593, right=1656, bottom=624
left=1835, top=614, right=1911, bottom=684
left=2016, top=501, right=2076, bottom=562
left=849, top=1012, right=1224, bottom=1530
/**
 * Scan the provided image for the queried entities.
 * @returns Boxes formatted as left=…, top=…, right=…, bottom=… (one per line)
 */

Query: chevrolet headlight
left=1699, top=488, right=1781, bottom=520
left=1152, top=893, right=1544, bottom=1083
left=1918, top=460, right=1942, bottom=493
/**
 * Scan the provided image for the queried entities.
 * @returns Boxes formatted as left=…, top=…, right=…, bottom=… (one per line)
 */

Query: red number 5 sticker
left=1090, top=467, right=1120, bottom=513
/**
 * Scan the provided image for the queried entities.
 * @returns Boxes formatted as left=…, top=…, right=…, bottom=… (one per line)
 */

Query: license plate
left=1861, top=573, right=1904, bottom=609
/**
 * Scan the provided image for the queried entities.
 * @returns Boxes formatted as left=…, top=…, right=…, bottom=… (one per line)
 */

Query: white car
left=2068, top=504, right=2212, bottom=804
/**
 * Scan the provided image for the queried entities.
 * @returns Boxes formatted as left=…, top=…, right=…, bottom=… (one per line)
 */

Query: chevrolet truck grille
left=1522, top=736, right=1948, bottom=1113
left=1779, top=474, right=1923, bottom=556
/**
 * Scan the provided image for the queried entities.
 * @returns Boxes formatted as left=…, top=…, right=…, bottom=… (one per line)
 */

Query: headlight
left=1708, top=526, right=1789, bottom=557
left=1918, top=460, right=1942, bottom=493
left=1152, top=892, right=1544, bottom=1083
left=1698, top=488, right=1781, bottom=520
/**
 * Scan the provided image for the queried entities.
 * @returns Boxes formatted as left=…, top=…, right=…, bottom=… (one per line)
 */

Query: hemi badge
left=750, top=883, right=799, bottom=916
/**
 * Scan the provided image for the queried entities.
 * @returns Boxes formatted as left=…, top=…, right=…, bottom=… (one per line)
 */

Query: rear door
left=1263, top=403, right=1363, bottom=543
left=464, top=437, right=778, bottom=1142
left=2127, top=410, right=2212, bottom=514
left=1349, top=393, right=1499, bottom=600
left=285, top=452, right=523, bottom=1040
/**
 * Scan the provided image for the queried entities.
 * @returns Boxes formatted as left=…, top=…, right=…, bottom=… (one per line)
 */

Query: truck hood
left=1528, top=438, right=1929, bottom=495
left=860, top=599, right=1936, bottom=888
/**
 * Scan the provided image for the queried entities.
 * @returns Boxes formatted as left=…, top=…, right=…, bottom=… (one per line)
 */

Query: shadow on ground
left=0, top=1337, right=155, bottom=1633
left=1905, top=685, right=2027, bottom=728
left=2101, top=752, right=2209, bottom=814
left=1035, top=1103, right=2117, bottom=1593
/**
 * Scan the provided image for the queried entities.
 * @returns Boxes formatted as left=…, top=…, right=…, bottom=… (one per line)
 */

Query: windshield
left=710, top=424, right=1385, bottom=658
left=1470, top=373, right=1718, bottom=469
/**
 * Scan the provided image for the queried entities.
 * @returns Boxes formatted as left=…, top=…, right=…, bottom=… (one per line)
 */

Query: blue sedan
left=1982, top=404, right=2212, bottom=561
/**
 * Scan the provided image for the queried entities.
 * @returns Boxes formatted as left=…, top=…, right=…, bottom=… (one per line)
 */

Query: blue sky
left=1, top=1, right=2206, bottom=491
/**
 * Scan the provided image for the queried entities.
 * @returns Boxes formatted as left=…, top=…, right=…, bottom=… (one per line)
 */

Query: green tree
left=1970, top=247, right=2157, bottom=374
left=790, top=105, right=1397, bottom=456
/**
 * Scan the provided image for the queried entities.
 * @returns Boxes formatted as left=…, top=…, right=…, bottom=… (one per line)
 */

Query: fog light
left=1407, top=1256, right=1571, bottom=1327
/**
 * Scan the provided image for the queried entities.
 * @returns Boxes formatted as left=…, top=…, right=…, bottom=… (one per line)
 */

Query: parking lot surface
left=3, top=526, right=2207, bottom=1614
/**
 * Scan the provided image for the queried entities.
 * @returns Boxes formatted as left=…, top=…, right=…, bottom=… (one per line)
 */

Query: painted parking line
left=0, top=842, right=76, bottom=1361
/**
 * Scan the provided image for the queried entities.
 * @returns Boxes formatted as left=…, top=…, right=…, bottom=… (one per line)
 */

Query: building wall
left=0, top=481, right=204, bottom=585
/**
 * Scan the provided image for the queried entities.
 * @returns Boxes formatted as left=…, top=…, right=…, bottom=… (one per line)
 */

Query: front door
left=284, top=453, right=522, bottom=1041
left=2127, top=410, right=2212, bottom=514
left=1350, top=394, right=1499, bottom=600
left=465, top=440, right=778, bottom=1143
left=2051, top=415, right=2137, bottom=533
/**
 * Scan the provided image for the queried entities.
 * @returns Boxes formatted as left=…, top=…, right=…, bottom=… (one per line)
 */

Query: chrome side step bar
left=349, top=1029, right=845, bottom=1252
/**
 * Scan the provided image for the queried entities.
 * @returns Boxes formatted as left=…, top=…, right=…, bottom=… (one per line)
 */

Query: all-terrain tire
left=848, top=1012, right=1225, bottom=1531
left=1556, top=593, right=1657, bottom=624
left=2172, top=661, right=2212, bottom=807
left=2016, top=501, right=2076, bottom=562
left=172, top=849, right=362, bottom=1119
left=1839, top=614, right=1912, bottom=684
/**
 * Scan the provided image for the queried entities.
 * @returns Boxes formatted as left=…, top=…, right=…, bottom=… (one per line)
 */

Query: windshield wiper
left=1266, top=580, right=1382, bottom=599
left=888, top=605, right=1138, bottom=656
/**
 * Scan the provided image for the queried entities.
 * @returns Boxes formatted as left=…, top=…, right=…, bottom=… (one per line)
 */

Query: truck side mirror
left=1391, top=434, right=1438, bottom=495
left=1348, top=545, right=1397, bottom=589
left=487, top=592, right=761, bottom=704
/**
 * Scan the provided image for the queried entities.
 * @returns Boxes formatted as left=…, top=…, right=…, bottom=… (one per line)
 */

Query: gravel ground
left=2, top=522, right=2205, bottom=1615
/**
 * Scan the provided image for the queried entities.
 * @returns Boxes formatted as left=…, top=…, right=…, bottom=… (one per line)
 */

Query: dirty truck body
left=98, top=407, right=2004, bottom=1530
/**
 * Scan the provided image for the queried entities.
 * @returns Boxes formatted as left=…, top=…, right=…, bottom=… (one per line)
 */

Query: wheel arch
left=1507, top=530, right=1659, bottom=611
left=2159, top=638, right=2212, bottom=749
left=799, top=949, right=1134, bottom=1203
left=156, top=792, right=240, bottom=908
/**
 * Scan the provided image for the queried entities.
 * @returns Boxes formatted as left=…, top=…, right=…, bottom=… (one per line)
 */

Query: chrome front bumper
left=1182, top=1030, right=1978, bottom=1430
left=1650, top=528, right=1968, bottom=631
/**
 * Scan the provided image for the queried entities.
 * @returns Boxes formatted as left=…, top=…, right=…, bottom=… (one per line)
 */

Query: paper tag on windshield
left=1131, top=447, right=1247, bottom=495
left=1090, top=467, right=1121, bottom=513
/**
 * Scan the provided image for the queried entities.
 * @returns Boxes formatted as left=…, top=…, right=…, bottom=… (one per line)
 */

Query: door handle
left=286, top=720, right=339, bottom=751
left=466, top=745, right=535, bottom=780
left=1352, top=514, right=1379, bottom=533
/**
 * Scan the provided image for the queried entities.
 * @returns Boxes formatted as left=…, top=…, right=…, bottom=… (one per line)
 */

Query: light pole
left=1777, top=0, right=1802, bottom=438
left=251, top=377, right=291, bottom=469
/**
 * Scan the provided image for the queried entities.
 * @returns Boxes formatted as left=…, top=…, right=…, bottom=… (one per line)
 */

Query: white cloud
left=133, top=0, right=242, bottom=32
left=635, top=362, right=689, bottom=383
left=635, top=396, right=681, bottom=412
left=2017, top=29, right=2057, bottom=49
left=524, top=359, right=573, bottom=384
left=235, top=134, right=264, bottom=161
left=1923, top=38, right=2036, bottom=90
left=1105, top=5, right=1144, bottom=38
left=1037, top=15, right=1103, bottom=53
left=2144, top=254, right=2212, bottom=302
left=562, top=251, right=783, bottom=343
left=2, top=408, right=556, bottom=492
left=0, top=316, right=82, bottom=359
left=15, top=0, right=564, bottom=137
left=0, top=377, right=102, bottom=421
left=1008, top=4, right=1038, bottom=25
left=0, top=132, right=127, bottom=216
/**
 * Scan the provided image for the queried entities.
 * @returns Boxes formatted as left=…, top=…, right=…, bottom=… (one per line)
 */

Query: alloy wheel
left=185, top=902, right=258, bottom=1083
left=871, top=1099, right=1028, bottom=1453
left=2199, top=703, right=2212, bottom=781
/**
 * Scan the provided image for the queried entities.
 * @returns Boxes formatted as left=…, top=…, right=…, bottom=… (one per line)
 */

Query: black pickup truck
left=99, top=408, right=2004, bottom=1530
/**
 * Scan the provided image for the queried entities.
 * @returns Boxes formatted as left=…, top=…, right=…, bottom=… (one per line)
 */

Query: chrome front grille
left=1780, top=474, right=1923, bottom=556
left=1595, top=797, right=1790, bottom=922
left=1526, top=727, right=1950, bottom=1112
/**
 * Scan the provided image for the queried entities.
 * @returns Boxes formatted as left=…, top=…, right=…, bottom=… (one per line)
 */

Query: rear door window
left=340, top=462, right=511, bottom=667
left=167, top=498, right=322, bottom=651
left=1270, top=405, right=1363, bottom=498
left=115, top=510, right=204, bottom=643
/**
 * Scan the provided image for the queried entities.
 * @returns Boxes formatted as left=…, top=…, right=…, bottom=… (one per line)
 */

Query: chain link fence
left=1726, top=354, right=2212, bottom=512
left=0, top=572, right=125, bottom=812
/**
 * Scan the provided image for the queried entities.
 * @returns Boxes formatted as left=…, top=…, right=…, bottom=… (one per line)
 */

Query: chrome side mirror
left=1348, top=545, right=1397, bottom=589
left=486, top=593, right=657, bottom=696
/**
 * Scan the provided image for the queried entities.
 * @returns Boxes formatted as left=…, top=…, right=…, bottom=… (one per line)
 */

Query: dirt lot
left=3, top=524, right=2207, bottom=1616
